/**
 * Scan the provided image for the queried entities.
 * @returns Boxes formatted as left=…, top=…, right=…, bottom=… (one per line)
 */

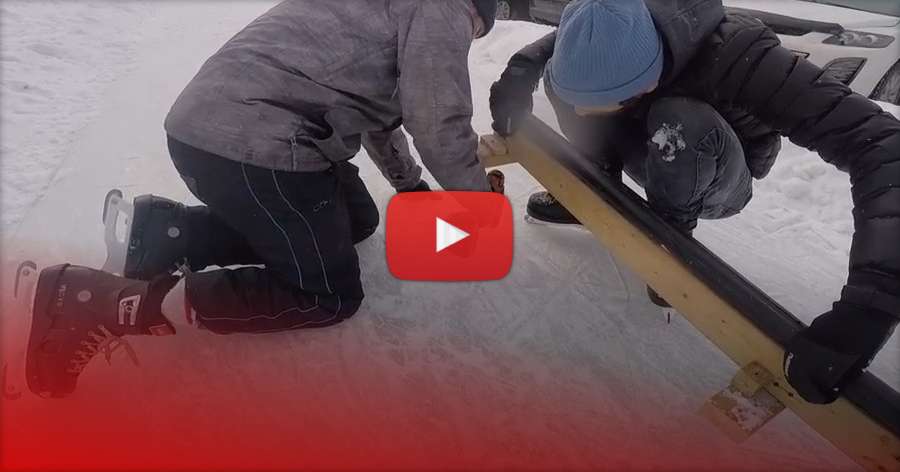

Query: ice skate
left=525, top=191, right=582, bottom=226
left=25, top=264, right=177, bottom=398
left=103, top=190, right=191, bottom=280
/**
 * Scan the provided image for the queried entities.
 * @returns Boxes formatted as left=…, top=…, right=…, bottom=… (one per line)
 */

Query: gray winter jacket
left=164, top=0, right=490, bottom=191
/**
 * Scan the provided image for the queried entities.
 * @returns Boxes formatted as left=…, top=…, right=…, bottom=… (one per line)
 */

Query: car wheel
left=871, top=59, right=900, bottom=105
left=496, top=0, right=530, bottom=21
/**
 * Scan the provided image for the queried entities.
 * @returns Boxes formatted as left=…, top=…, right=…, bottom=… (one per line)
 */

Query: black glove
left=489, top=59, right=542, bottom=136
left=784, top=286, right=899, bottom=404
left=745, top=133, right=782, bottom=180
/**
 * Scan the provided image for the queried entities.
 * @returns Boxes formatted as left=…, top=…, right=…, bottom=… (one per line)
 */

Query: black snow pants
left=166, top=136, right=377, bottom=334
left=548, top=89, right=753, bottom=232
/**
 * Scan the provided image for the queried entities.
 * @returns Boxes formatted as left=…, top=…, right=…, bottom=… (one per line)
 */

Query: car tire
left=496, top=0, right=530, bottom=21
left=871, top=59, right=900, bottom=105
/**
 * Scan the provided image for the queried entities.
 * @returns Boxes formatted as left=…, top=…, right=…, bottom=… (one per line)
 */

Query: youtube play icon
left=386, top=192, right=513, bottom=281
left=436, top=217, right=469, bottom=253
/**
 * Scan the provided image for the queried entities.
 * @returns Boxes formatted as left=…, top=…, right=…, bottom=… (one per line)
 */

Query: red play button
left=386, top=192, right=513, bottom=281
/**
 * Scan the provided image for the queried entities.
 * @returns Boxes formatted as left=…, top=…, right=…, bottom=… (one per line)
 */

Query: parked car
left=496, top=0, right=564, bottom=23
left=495, top=0, right=900, bottom=104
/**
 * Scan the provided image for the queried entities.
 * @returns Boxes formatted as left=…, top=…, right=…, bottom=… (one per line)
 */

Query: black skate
left=525, top=191, right=581, bottom=226
left=103, top=191, right=191, bottom=280
left=26, top=264, right=177, bottom=398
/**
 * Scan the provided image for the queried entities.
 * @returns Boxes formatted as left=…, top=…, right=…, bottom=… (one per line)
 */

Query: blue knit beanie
left=547, top=0, right=663, bottom=108
left=472, top=1, right=497, bottom=37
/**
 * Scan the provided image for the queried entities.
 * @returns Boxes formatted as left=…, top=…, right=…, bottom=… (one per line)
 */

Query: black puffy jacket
left=508, top=0, right=900, bottom=299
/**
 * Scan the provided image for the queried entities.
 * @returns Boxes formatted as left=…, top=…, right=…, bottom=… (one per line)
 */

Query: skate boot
left=26, top=264, right=177, bottom=398
left=526, top=192, right=580, bottom=225
left=125, top=195, right=192, bottom=280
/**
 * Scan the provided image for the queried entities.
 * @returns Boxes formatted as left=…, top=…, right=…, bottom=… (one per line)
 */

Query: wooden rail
left=478, top=117, right=900, bottom=472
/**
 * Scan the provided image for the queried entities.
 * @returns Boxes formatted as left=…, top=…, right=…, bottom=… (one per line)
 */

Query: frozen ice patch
left=651, top=123, right=686, bottom=163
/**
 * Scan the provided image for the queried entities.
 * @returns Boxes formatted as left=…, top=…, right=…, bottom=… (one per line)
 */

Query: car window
left=800, top=0, right=900, bottom=17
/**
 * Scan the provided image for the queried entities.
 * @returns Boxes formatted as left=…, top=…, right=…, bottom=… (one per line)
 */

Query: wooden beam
left=478, top=124, right=900, bottom=472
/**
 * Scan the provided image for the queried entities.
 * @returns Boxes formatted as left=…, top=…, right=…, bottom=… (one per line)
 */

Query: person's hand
left=489, top=59, right=542, bottom=136
left=488, top=170, right=505, bottom=194
left=784, top=288, right=899, bottom=404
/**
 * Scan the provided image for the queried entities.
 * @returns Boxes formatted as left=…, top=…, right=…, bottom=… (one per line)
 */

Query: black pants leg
left=630, top=97, right=752, bottom=231
left=166, top=137, right=374, bottom=334
left=181, top=205, right=261, bottom=270
left=338, top=163, right=380, bottom=244
left=173, top=154, right=378, bottom=270
left=548, top=93, right=752, bottom=232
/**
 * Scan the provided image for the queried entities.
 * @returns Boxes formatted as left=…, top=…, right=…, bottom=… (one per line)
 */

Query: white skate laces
left=66, top=325, right=139, bottom=375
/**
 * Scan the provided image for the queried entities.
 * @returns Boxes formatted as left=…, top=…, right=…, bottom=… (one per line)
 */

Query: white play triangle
left=436, top=217, right=469, bottom=253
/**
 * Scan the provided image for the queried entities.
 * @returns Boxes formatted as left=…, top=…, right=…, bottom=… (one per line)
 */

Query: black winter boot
left=125, top=195, right=192, bottom=280
left=26, top=264, right=178, bottom=398
left=526, top=192, right=580, bottom=225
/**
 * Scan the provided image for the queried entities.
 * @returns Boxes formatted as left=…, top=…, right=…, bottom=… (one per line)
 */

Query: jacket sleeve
left=396, top=0, right=489, bottom=191
left=509, top=31, right=557, bottom=73
left=361, top=128, right=423, bottom=191
left=697, top=14, right=900, bottom=298
left=715, top=103, right=781, bottom=179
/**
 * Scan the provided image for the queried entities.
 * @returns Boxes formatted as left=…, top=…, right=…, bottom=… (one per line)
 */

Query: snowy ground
left=1, top=2, right=898, bottom=470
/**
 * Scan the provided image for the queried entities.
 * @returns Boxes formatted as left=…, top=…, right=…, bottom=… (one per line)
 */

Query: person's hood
left=646, top=0, right=726, bottom=86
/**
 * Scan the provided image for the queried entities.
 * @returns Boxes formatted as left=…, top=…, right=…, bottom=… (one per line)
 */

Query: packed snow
left=0, top=1, right=166, bottom=230
left=1, top=2, right=897, bottom=470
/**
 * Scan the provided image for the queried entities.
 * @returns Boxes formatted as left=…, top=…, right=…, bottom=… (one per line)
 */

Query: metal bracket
left=700, top=362, right=786, bottom=442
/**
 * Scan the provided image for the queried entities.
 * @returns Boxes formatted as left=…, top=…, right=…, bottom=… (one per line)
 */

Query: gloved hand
left=784, top=287, right=899, bottom=404
left=489, top=58, right=542, bottom=136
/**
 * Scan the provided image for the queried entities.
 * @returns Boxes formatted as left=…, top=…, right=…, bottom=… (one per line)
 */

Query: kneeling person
left=26, top=0, right=501, bottom=398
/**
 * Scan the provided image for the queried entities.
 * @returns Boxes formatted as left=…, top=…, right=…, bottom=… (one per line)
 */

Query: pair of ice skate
left=22, top=192, right=194, bottom=398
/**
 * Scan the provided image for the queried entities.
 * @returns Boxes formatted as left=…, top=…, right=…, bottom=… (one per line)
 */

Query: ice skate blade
left=101, top=189, right=134, bottom=275
left=524, top=214, right=588, bottom=230
left=5, top=260, right=39, bottom=400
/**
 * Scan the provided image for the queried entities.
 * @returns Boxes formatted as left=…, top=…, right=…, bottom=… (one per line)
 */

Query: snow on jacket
left=510, top=0, right=900, bottom=298
left=164, top=0, right=490, bottom=192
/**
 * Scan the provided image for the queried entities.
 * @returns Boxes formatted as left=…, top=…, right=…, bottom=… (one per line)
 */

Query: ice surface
left=1, top=3, right=897, bottom=470
left=0, top=1, right=163, bottom=230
